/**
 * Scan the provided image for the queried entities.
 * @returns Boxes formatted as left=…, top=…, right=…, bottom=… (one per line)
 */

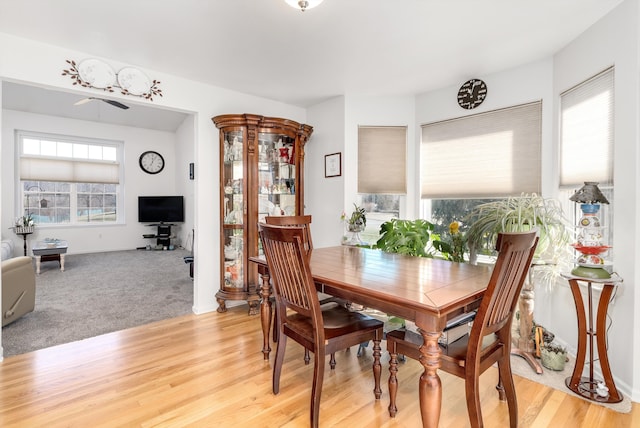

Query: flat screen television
left=138, top=196, right=184, bottom=223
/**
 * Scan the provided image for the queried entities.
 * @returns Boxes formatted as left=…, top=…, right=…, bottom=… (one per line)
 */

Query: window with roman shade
left=16, top=131, right=123, bottom=225
left=357, top=126, right=407, bottom=194
left=421, top=101, right=542, bottom=199
left=559, top=67, right=614, bottom=248
left=559, top=67, right=614, bottom=187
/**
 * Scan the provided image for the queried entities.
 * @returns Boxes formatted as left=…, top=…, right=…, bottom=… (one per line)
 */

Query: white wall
left=0, top=32, right=307, bottom=329
left=306, top=96, right=346, bottom=248
left=174, top=114, right=196, bottom=249
left=551, top=0, right=639, bottom=401
left=1, top=109, right=182, bottom=254
left=412, top=2, right=640, bottom=401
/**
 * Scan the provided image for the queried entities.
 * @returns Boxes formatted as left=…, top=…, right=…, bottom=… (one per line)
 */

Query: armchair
left=2, top=256, right=36, bottom=327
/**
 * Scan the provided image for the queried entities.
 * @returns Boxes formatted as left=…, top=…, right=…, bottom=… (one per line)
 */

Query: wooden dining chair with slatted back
left=259, top=223, right=384, bottom=428
left=265, top=215, right=347, bottom=366
left=386, top=231, right=538, bottom=428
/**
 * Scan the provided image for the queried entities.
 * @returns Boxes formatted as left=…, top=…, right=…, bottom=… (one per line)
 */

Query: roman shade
left=560, top=67, right=614, bottom=187
left=358, top=126, right=407, bottom=194
left=421, top=101, right=542, bottom=199
left=20, top=157, right=120, bottom=184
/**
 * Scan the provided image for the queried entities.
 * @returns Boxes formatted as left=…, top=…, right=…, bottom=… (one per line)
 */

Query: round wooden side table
left=562, top=273, right=623, bottom=403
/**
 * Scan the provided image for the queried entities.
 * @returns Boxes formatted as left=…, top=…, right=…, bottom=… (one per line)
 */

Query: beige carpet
left=510, top=353, right=632, bottom=413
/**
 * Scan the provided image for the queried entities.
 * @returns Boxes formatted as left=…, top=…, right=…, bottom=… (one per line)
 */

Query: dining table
left=250, top=245, right=493, bottom=428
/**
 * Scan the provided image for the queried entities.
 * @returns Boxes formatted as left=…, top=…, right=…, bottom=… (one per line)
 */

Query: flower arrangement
left=341, top=204, right=366, bottom=232
left=432, top=221, right=466, bottom=262
left=15, top=214, right=35, bottom=228
left=14, top=214, right=35, bottom=233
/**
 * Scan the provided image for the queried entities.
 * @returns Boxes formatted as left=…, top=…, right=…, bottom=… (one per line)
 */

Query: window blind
left=358, top=126, right=407, bottom=194
left=421, top=101, right=542, bottom=199
left=560, top=67, right=614, bottom=187
left=20, top=157, right=120, bottom=184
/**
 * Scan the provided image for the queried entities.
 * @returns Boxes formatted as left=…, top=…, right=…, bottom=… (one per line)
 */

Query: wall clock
left=139, top=151, right=165, bottom=174
left=457, top=79, right=487, bottom=109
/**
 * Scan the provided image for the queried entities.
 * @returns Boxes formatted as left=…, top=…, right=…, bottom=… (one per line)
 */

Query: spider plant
left=463, top=194, right=572, bottom=262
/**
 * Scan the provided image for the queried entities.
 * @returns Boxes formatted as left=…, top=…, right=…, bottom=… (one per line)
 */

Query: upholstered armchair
left=2, top=256, right=36, bottom=327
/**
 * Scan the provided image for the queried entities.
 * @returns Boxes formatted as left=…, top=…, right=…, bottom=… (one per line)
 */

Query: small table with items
left=32, top=240, right=68, bottom=274
left=562, top=272, right=623, bottom=403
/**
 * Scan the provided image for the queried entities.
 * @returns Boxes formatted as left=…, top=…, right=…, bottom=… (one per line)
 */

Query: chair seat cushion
left=285, top=303, right=383, bottom=343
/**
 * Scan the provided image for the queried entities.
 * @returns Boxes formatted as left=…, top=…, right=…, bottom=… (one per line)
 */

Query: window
left=17, top=131, right=122, bottom=225
left=357, top=126, right=406, bottom=243
left=420, top=102, right=542, bottom=238
left=559, top=67, right=614, bottom=244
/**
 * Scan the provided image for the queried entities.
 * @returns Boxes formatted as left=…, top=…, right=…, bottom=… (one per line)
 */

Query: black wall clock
left=139, top=150, right=165, bottom=174
left=457, top=79, right=487, bottom=109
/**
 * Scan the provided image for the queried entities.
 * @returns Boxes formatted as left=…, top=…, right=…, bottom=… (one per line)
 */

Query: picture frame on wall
left=325, top=152, right=341, bottom=178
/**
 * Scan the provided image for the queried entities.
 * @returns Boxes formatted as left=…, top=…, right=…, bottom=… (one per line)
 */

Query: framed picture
left=325, top=152, right=341, bottom=178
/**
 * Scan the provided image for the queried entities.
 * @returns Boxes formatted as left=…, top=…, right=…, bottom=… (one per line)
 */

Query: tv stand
left=144, top=223, right=176, bottom=248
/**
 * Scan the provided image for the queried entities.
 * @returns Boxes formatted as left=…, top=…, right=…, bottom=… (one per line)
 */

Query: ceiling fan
left=74, top=97, right=129, bottom=110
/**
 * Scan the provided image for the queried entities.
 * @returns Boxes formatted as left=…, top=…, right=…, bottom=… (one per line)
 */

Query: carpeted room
left=2, top=248, right=193, bottom=357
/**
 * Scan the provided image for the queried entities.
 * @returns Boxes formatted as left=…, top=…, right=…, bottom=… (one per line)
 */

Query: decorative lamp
left=285, top=0, right=324, bottom=12
left=570, top=182, right=611, bottom=279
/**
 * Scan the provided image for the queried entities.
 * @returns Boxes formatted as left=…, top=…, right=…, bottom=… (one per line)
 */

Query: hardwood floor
left=0, top=305, right=637, bottom=427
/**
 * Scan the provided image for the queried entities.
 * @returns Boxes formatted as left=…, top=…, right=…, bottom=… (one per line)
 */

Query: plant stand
left=511, top=263, right=544, bottom=374
left=563, top=273, right=623, bottom=403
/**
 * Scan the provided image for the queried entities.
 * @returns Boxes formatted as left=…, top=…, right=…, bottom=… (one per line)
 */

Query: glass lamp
left=285, top=0, right=324, bottom=12
left=570, top=182, right=611, bottom=279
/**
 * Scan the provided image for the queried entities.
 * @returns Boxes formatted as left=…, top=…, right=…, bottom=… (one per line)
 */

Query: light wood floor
left=0, top=305, right=637, bottom=427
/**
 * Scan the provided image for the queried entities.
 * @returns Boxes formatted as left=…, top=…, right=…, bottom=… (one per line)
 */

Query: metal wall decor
left=62, top=59, right=163, bottom=101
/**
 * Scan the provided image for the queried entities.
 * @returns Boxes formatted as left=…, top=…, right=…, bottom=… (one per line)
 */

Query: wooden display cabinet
left=212, top=114, right=313, bottom=314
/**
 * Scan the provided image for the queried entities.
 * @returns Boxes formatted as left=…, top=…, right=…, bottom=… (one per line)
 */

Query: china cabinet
left=212, top=114, right=313, bottom=314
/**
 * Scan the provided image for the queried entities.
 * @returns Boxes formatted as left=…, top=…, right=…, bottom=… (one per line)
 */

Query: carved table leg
left=60, top=254, right=65, bottom=272
left=35, top=255, right=41, bottom=275
left=258, top=269, right=272, bottom=360
left=418, top=328, right=443, bottom=428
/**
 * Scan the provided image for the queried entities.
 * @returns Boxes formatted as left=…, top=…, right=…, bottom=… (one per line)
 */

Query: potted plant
left=343, top=203, right=367, bottom=232
left=374, top=218, right=439, bottom=258
left=14, top=214, right=35, bottom=234
left=464, top=194, right=572, bottom=261
left=464, top=194, right=573, bottom=362
left=540, top=342, right=568, bottom=371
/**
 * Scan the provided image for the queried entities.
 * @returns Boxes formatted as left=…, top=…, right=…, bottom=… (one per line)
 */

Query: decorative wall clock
left=457, top=78, right=487, bottom=109
left=139, top=151, right=165, bottom=174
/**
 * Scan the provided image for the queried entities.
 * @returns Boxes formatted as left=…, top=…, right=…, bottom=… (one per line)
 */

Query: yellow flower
left=449, top=221, right=460, bottom=235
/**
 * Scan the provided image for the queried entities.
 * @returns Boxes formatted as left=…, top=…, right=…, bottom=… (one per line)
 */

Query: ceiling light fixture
left=285, top=0, right=324, bottom=12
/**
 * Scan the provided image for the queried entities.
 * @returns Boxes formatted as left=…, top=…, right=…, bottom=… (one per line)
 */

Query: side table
left=562, top=273, right=623, bottom=403
left=32, top=240, right=68, bottom=274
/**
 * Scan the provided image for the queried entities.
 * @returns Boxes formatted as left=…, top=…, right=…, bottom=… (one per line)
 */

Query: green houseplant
left=464, top=194, right=572, bottom=261
left=345, top=203, right=366, bottom=232
left=374, top=218, right=438, bottom=258
left=463, top=194, right=573, bottom=362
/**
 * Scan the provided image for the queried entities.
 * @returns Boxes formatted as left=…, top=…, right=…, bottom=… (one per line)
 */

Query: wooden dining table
left=250, top=245, right=493, bottom=428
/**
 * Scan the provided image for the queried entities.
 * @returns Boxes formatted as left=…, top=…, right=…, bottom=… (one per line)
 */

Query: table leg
left=418, top=328, right=443, bottom=428
left=35, top=255, right=41, bottom=275
left=258, top=268, right=272, bottom=360
left=60, top=254, right=65, bottom=272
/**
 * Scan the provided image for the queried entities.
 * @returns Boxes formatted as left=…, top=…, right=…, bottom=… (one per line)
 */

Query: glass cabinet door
left=257, top=132, right=296, bottom=254
left=222, top=129, right=244, bottom=288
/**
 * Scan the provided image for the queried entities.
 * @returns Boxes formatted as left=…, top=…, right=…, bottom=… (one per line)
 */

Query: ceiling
left=0, top=0, right=623, bottom=130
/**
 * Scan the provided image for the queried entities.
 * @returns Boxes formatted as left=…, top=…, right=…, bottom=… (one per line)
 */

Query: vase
left=540, top=348, right=567, bottom=371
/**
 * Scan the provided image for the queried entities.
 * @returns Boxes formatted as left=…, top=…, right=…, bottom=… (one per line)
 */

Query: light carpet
left=2, top=249, right=193, bottom=357
left=510, top=352, right=632, bottom=413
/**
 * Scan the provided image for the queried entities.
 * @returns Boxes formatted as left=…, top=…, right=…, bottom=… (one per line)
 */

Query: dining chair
left=259, top=223, right=384, bottom=428
left=265, top=215, right=349, bottom=366
left=386, top=231, right=538, bottom=428
left=265, top=215, right=313, bottom=255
